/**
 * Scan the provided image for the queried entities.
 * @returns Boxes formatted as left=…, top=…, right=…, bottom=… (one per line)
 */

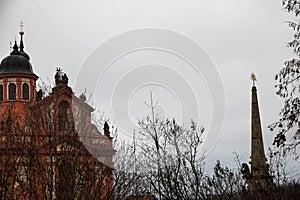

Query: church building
left=0, top=26, right=115, bottom=199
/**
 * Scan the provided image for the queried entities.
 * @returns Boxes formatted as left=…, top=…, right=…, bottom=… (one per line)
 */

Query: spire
left=10, top=40, right=19, bottom=55
left=251, top=77, right=267, bottom=177
left=17, top=21, right=30, bottom=60
left=247, top=73, right=273, bottom=191
left=19, top=21, right=25, bottom=52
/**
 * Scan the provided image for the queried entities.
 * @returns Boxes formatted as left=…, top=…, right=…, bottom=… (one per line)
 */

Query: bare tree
left=133, top=94, right=205, bottom=199
left=203, top=160, right=246, bottom=200
left=105, top=92, right=300, bottom=199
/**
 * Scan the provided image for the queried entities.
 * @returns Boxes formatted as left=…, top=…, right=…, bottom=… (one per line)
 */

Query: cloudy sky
left=0, top=0, right=299, bottom=173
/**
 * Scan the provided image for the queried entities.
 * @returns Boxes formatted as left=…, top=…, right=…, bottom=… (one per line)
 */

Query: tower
left=241, top=73, right=273, bottom=192
left=0, top=25, right=39, bottom=134
left=0, top=26, right=38, bottom=103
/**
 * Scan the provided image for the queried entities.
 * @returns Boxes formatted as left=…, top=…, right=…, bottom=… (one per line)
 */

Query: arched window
left=22, top=83, right=29, bottom=100
left=0, top=85, right=3, bottom=101
left=8, top=83, right=16, bottom=101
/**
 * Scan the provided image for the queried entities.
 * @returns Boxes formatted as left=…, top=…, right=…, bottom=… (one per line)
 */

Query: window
left=8, top=83, right=16, bottom=101
left=0, top=85, right=3, bottom=101
left=22, top=83, right=29, bottom=100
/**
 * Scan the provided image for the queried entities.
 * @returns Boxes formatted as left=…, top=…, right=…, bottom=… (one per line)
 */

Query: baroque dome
left=0, top=31, right=35, bottom=76
left=0, top=51, right=34, bottom=75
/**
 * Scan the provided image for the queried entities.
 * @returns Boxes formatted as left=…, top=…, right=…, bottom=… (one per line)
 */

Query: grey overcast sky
left=0, top=0, right=299, bottom=172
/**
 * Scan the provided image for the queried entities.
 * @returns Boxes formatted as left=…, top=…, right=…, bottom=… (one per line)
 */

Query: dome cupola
left=0, top=28, right=35, bottom=75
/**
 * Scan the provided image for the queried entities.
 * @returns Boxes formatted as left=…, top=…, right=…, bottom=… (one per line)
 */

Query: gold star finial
left=251, top=72, right=257, bottom=86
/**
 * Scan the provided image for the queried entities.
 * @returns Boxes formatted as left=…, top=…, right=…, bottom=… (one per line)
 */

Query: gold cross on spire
left=251, top=72, right=257, bottom=86
left=19, top=21, right=24, bottom=34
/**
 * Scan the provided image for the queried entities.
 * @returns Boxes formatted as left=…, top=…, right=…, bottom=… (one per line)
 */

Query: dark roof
left=0, top=54, right=34, bottom=75
left=0, top=41, right=35, bottom=75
